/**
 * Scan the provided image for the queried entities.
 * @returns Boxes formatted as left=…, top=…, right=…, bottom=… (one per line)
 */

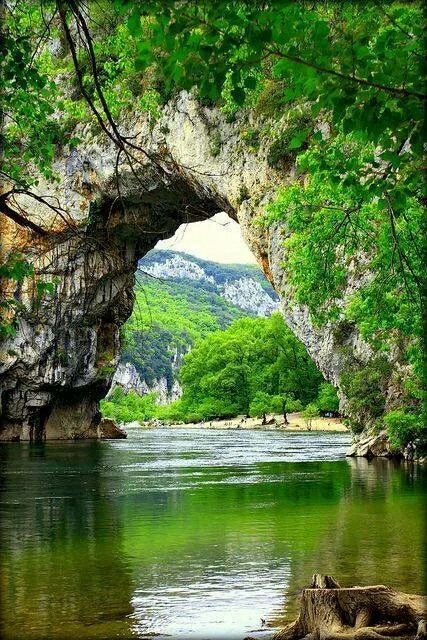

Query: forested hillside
left=140, top=250, right=277, bottom=299
left=113, top=250, right=279, bottom=400
left=104, top=251, right=338, bottom=424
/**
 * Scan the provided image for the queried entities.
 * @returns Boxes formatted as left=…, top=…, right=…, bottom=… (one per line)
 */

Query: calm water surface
left=0, top=428, right=425, bottom=640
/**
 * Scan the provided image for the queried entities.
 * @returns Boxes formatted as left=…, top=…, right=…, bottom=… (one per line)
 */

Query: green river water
left=0, top=427, right=425, bottom=640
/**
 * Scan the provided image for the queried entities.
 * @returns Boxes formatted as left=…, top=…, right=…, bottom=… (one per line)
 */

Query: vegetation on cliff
left=1, top=1, right=425, bottom=449
left=124, top=274, right=240, bottom=390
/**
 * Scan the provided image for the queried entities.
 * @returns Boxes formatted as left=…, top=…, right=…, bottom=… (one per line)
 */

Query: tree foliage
left=316, top=383, right=340, bottom=414
left=103, top=314, right=333, bottom=424
left=100, top=387, right=157, bottom=424
left=122, top=266, right=255, bottom=389
left=169, top=314, right=325, bottom=422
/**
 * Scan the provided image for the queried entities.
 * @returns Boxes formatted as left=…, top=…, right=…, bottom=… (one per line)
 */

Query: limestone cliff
left=107, top=362, right=182, bottom=405
left=0, top=91, right=395, bottom=445
left=140, top=250, right=279, bottom=317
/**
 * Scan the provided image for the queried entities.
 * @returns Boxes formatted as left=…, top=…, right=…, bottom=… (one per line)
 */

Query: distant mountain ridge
left=109, top=250, right=279, bottom=403
left=139, top=250, right=279, bottom=316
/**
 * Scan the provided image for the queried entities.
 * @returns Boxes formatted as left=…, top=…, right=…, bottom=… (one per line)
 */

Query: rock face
left=107, top=362, right=182, bottom=405
left=0, top=91, right=397, bottom=443
left=106, top=363, right=147, bottom=398
left=347, top=429, right=426, bottom=461
left=346, top=431, right=393, bottom=459
left=99, top=417, right=127, bottom=439
left=140, top=249, right=279, bottom=317
left=143, top=253, right=216, bottom=284
left=221, top=277, right=278, bottom=316
left=149, top=378, right=182, bottom=405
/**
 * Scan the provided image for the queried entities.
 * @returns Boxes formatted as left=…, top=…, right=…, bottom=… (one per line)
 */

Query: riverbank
left=137, top=412, right=348, bottom=432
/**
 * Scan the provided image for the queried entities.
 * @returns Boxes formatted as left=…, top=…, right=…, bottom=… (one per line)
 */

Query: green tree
left=250, top=392, right=273, bottom=425
left=316, top=383, right=340, bottom=414
left=302, top=404, right=319, bottom=431
left=177, top=314, right=323, bottom=422
left=384, top=410, right=425, bottom=452
left=100, top=388, right=157, bottom=423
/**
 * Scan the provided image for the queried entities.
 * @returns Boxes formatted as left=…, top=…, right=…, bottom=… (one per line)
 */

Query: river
left=0, top=427, right=425, bottom=640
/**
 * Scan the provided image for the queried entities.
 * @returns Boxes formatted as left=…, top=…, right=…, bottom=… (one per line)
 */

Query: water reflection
left=279, top=456, right=426, bottom=622
left=0, top=430, right=425, bottom=640
left=0, top=442, right=135, bottom=640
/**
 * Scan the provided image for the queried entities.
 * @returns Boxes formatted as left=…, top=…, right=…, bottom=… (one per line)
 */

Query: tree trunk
left=283, top=410, right=289, bottom=425
left=262, top=412, right=267, bottom=425
left=274, top=576, right=426, bottom=640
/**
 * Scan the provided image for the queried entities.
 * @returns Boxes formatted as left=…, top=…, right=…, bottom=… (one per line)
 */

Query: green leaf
left=288, top=128, right=311, bottom=150
left=244, top=76, right=257, bottom=90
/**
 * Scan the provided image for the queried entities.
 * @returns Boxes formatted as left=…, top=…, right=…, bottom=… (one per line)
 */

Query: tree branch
left=0, top=194, right=48, bottom=236
left=270, top=48, right=426, bottom=100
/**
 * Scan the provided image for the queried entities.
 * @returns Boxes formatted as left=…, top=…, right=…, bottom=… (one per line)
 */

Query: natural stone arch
left=0, top=91, right=372, bottom=441
left=0, top=166, right=229, bottom=440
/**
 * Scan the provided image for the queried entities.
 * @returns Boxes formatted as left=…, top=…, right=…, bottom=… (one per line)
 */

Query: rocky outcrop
left=106, top=363, right=147, bottom=398
left=347, top=431, right=393, bottom=459
left=143, top=253, right=216, bottom=284
left=149, top=378, right=182, bottom=405
left=99, top=417, right=127, bottom=439
left=221, top=277, right=278, bottom=316
left=140, top=250, right=279, bottom=317
left=107, top=362, right=182, bottom=405
left=348, top=430, right=426, bottom=462
left=0, top=91, right=396, bottom=442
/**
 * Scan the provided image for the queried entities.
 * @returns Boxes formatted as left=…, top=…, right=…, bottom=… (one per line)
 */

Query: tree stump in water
left=310, top=574, right=341, bottom=589
left=274, top=576, right=426, bottom=640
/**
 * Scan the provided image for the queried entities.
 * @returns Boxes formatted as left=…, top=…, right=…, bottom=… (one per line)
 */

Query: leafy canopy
left=169, top=313, right=325, bottom=421
left=103, top=313, right=337, bottom=424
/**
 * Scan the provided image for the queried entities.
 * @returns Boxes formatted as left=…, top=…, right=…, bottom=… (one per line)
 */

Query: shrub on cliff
left=384, top=410, right=425, bottom=453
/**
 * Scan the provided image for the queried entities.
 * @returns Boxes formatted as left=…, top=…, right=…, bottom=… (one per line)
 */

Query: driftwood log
left=274, top=575, right=426, bottom=640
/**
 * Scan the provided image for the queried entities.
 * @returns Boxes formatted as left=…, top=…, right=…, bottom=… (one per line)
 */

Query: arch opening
left=0, top=174, right=241, bottom=441
left=105, top=212, right=281, bottom=417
